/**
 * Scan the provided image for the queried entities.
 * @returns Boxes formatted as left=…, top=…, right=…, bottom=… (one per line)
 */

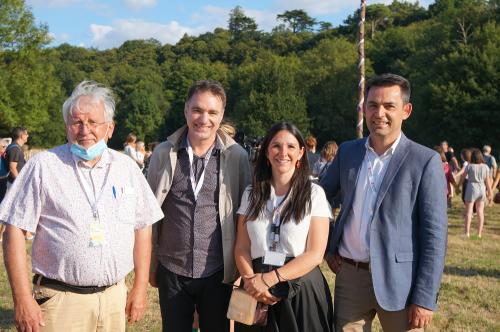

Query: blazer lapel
left=371, top=134, right=410, bottom=218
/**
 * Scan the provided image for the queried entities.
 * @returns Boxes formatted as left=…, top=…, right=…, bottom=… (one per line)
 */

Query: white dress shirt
left=338, top=133, right=402, bottom=262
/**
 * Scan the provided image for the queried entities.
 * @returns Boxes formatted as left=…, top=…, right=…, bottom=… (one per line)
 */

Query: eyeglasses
left=69, top=120, right=108, bottom=130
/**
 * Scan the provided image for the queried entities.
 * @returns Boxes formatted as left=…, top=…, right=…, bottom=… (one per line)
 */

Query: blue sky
left=27, top=0, right=435, bottom=49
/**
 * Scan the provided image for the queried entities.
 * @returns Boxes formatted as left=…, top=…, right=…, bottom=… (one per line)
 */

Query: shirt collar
left=365, top=132, right=402, bottom=157
left=180, top=132, right=222, bottom=155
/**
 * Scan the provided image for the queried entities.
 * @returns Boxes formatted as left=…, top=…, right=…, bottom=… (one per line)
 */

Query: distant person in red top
left=435, top=147, right=456, bottom=207
left=440, top=141, right=459, bottom=172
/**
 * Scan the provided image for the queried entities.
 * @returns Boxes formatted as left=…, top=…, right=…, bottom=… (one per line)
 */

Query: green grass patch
left=1, top=196, right=499, bottom=331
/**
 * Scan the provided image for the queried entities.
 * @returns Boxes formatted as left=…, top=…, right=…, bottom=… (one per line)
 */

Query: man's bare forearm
left=133, top=226, right=152, bottom=288
left=3, top=225, right=32, bottom=302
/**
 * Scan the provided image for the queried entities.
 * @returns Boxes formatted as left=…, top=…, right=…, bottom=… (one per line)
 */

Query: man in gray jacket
left=147, top=80, right=251, bottom=332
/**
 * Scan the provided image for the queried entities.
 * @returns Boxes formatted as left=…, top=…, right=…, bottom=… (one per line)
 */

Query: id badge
left=89, top=219, right=105, bottom=247
left=263, top=250, right=286, bottom=267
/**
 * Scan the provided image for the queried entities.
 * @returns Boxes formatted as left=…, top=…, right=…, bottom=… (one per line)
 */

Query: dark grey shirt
left=6, top=144, right=26, bottom=183
left=157, top=135, right=223, bottom=278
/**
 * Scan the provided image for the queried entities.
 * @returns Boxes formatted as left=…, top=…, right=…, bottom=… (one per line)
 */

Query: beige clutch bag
left=226, top=288, right=258, bottom=325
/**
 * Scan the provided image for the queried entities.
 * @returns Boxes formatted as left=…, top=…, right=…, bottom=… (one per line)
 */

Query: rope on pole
left=356, top=0, right=366, bottom=138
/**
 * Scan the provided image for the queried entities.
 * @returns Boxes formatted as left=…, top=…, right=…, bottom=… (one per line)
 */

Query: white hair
left=62, top=80, right=115, bottom=124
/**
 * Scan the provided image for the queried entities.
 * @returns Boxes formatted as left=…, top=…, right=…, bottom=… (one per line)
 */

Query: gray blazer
left=320, top=134, right=448, bottom=311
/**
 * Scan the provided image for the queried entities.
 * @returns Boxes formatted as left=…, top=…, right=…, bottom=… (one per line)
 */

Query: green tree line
left=0, top=0, right=498, bottom=151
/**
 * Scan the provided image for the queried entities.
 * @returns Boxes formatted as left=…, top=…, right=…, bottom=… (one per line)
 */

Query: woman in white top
left=123, top=133, right=144, bottom=169
left=135, top=140, right=146, bottom=170
left=234, top=122, right=333, bottom=332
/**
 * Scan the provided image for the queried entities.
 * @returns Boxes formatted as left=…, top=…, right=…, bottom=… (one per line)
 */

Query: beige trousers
left=33, top=280, right=127, bottom=332
left=334, top=262, right=423, bottom=332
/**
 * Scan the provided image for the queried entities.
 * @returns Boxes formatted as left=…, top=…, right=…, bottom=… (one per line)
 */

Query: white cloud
left=90, top=24, right=113, bottom=43
left=244, top=8, right=279, bottom=31
left=190, top=6, right=228, bottom=32
left=90, top=19, right=202, bottom=49
left=123, top=0, right=157, bottom=10
left=47, top=32, right=71, bottom=44
left=47, top=32, right=56, bottom=43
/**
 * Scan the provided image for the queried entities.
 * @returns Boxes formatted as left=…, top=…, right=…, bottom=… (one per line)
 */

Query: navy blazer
left=320, top=134, right=448, bottom=311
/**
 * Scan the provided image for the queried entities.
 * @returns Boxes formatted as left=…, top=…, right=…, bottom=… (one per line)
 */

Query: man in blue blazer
left=320, top=73, right=447, bottom=331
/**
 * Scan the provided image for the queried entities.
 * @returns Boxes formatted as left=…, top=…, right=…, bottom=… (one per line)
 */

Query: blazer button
left=162, top=189, right=167, bottom=193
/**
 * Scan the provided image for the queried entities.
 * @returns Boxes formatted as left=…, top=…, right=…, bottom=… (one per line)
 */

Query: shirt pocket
left=115, top=187, right=137, bottom=224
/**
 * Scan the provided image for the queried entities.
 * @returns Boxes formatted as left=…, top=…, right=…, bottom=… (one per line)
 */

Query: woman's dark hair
left=321, top=140, right=338, bottom=162
left=125, top=133, right=137, bottom=145
left=461, top=148, right=472, bottom=163
left=470, top=148, right=484, bottom=164
left=246, top=122, right=311, bottom=224
left=434, top=146, right=447, bottom=163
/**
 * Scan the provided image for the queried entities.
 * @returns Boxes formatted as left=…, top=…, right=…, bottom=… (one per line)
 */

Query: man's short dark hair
left=365, top=73, right=411, bottom=104
left=186, top=80, right=226, bottom=108
left=11, top=126, right=27, bottom=140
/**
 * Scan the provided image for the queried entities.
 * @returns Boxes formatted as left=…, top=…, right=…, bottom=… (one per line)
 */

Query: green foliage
left=0, top=1, right=497, bottom=153
left=0, top=0, right=49, bottom=51
left=300, top=38, right=370, bottom=144
left=230, top=53, right=309, bottom=137
left=340, top=1, right=427, bottom=39
left=228, top=6, right=259, bottom=41
left=0, top=52, right=64, bottom=146
left=277, top=9, right=316, bottom=33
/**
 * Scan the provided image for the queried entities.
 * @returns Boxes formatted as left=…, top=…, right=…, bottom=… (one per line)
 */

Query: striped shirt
left=0, top=144, right=164, bottom=286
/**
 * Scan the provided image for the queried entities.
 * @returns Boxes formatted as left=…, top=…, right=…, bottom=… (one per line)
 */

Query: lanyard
left=269, top=189, right=291, bottom=251
left=74, top=156, right=112, bottom=220
left=186, top=139, right=215, bottom=200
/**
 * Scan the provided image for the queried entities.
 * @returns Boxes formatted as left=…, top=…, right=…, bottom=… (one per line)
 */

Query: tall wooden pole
left=356, top=0, right=366, bottom=138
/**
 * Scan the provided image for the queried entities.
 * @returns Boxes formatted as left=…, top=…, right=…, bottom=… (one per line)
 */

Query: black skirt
left=234, top=258, right=334, bottom=332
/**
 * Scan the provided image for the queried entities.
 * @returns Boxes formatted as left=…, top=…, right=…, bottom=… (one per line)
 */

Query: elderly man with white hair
left=0, top=81, right=164, bottom=332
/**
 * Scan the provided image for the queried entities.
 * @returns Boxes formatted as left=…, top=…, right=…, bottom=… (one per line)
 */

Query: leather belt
left=341, top=256, right=370, bottom=271
left=33, top=274, right=114, bottom=295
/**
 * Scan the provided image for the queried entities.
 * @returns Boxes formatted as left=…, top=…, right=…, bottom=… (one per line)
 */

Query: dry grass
left=1, top=196, right=499, bottom=331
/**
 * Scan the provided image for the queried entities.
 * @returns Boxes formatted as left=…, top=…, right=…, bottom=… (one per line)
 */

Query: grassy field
left=1, top=196, right=499, bottom=331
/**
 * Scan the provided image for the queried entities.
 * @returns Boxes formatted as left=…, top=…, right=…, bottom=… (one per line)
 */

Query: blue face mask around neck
left=70, top=139, right=108, bottom=160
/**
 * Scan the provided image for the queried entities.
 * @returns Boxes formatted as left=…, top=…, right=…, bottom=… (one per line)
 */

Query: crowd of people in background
left=122, top=133, right=158, bottom=176
left=435, top=141, right=497, bottom=238
left=0, top=74, right=498, bottom=332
